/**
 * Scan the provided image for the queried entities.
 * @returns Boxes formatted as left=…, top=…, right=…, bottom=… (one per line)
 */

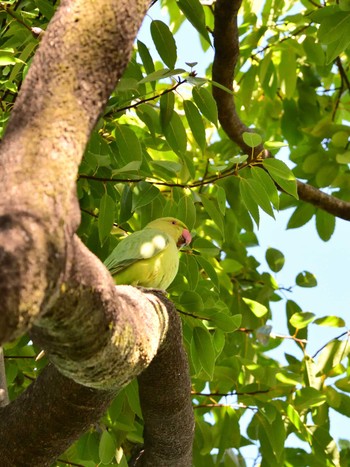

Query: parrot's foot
left=137, top=286, right=168, bottom=296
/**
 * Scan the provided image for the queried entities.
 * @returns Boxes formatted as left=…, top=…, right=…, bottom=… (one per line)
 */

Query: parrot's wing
left=104, top=228, right=170, bottom=276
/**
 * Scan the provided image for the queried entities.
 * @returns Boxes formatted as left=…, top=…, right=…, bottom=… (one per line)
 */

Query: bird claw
left=137, top=286, right=168, bottom=296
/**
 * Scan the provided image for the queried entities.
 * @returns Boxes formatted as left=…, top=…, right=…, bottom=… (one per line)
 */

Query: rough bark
left=212, top=0, right=350, bottom=221
left=136, top=294, right=195, bottom=466
left=0, top=364, right=116, bottom=466
left=0, top=0, right=150, bottom=344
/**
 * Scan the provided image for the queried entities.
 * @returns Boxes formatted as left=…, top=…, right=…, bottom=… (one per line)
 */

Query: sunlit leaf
left=183, top=99, right=206, bottom=151
left=98, top=193, right=115, bottom=245
left=192, top=86, right=218, bottom=126
left=177, top=0, right=211, bottom=45
left=192, top=326, right=216, bottom=379
left=289, top=311, right=315, bottom=329
left=266, top=248, right=285, bottom=273
left=242, top=131, right=262, bottom=148
left=263, top=158, right=298, bottom=199
left=150, top=20, right=177, bottom=68
left=99, top=430, right=116, bottom=465
left=296, top=271, right=317, bottom=288
left=314, top=316, right=346, bottom=327
left=242, top=298, right=268, bottom=317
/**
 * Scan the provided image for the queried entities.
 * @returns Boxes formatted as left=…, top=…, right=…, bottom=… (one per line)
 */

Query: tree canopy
left=1, top=0, right=350, bottom=466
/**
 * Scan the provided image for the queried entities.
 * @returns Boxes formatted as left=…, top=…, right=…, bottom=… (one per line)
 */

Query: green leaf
left=266, top=247, right=285, bottom=273
left=286, top=300, right=308, bottom=343
left=242, top=298, right=268, bottom=317
left=279, top=49, right=297, bottom=99
left=34, top=0, right=55, bottom=20
left=212, top=313, right=242, bottom=333
left=150, top=160, right=182, bottom=174
left=239, top=178, right=260, bottom=226
left=336, top=151, right=350, bottom=164
left=314, top=316, right=346, bottom=327
left=286, top=404, right=312, bottom=443
left=138, top=68, right=185, bottom=83
left=180, top=290, right=204, bottom=313
left=119, top=185, right=133, bottom=224
left=137, top=40, right=155, bottom=76
left=112, top=160, right=142, bottom=175
left=251, top=166, right=279, bottom=209
left=136, top=103, right=160, bottom=136
left=242, top=131, right=262, bottom=148
left=263, top=158, right=298, bottom=199
left=183, top=100, right=206, bottom=151
left=318, top=339, right=350, bottom=376
left=192, top=86, right=218, bottom=126
left=335, top=377, right=350, bottom=393
left=193, top=237, right=220, bottom=257
left=195, top=255, right=219, bottom=290
left=264, top=141, right=288, bottom=149
left=287, top=203, right=316, bottom=229
left=132, top=181, right=160, bottom=210
left=218, top=408, right=240, bottom=450
left=315, top=209, right=336, bottom=242
left=0, top=51, right=20, bottom=66
left=325, top=32, right=350, bottom=64
left=177, top=194, right=196, bottom=230
left=164, top=111, right=187, bottom=155
left=296, top=271, right=317, bottom=288
left=98, top=193, right=115, bottom=245
left=294, top=387, right=326, bottom=411
left=303, top=37, right=325, bottom=66
left=99, top=430, right=116, bottom=465
left=318, top=11, right=350, bottom=45
left=181, top=254, right=199, bottom=290
left=160, top=91, right=175, bottom=129
left=340, top=0, right=350, bottom=10
left=114, top=124, right=142, bottom=164
left=240, top=177, right=275, bottom=219
left=289, top=311, right=315, bottom=329
left=176, top=0, right=211, bottom=45
left=240, top=65, right=257, bottom=111
left=150, top=20, right=177, bottom=69
left=315, top=163, right=339, bottom=187
left=200, top=194, right=225, bottom=237
left=216, top=186, right=227, bottom=216
left=192, top=326, right=216, bottom=379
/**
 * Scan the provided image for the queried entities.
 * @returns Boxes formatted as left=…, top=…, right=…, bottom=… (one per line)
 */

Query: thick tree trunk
left=0, top=0, right=194, bottom=464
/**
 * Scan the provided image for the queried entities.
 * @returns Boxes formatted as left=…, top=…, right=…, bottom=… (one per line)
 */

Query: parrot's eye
left=171, top=220, right=176, bottom=225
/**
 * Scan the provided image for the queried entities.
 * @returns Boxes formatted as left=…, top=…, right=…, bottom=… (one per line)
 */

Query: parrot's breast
left=114, top=238, right=180, bottom=289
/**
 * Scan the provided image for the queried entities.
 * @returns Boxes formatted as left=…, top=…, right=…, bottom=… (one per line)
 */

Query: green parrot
left=104, top=217, right=192, bottom=289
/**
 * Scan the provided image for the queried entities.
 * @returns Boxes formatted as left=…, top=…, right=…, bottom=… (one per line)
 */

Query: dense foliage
left=2, top=0, right=350, bottom=465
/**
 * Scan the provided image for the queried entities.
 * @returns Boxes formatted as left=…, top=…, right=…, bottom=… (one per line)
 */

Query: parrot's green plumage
left=104, top=217, right=192, bottom=289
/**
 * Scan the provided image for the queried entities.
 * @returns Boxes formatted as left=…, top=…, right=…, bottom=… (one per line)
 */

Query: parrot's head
left=146, top=217, right=192, bottom=249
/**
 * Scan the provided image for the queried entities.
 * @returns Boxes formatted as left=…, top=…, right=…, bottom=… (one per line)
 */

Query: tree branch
left=0, top=364, right=116, bottom=466
left=0, top=0, right=194, bottom=464
left=136, top=293, right=194, bottom=466
left=212, top=0, right=350, bottom=221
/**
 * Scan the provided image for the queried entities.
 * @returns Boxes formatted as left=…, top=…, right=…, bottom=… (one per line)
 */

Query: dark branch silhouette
left=212, top=0, right=350, bottom=221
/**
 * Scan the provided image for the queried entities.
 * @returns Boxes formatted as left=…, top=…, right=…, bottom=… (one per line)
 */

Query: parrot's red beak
left=177, top=229, right=192, bottom=248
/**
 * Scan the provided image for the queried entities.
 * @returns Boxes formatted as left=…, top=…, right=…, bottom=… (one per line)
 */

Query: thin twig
left=105, top=79, right=186, bottom=117
left=192, top=388, right=271, bottom=397
left=312, top=330, right=350, bottom=359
